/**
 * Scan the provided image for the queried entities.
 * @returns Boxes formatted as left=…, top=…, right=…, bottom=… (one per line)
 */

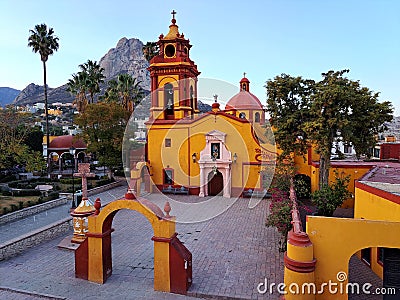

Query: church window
left=165, top=138, right=171, bottom=147
left=344, top=143, right=352, bottom=154
left=211, top=143, right=220, bottom=160
left=164, top=169, right=173, bottom=185
left=255, top=112, right=260, bottom=123
left=164, top=83, right=174, bottom=117
left=165, top=44, right=176, bottom=58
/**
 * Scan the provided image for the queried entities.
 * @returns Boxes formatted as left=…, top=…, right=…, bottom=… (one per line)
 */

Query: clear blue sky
left=1, top=0, right=399, bottom=115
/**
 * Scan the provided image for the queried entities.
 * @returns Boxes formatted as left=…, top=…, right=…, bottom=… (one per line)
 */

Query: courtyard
left=0, top=192, right=284, bottom=299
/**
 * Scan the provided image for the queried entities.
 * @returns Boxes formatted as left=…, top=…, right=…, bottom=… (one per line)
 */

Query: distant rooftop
left=359, top=163, right=400, bottom=196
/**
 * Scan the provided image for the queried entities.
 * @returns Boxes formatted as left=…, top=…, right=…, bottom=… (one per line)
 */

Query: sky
left=1, top=0, right=399, bottom=115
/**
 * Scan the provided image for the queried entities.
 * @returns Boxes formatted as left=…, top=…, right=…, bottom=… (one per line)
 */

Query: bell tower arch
left=148, top=11, right=201, bottom=121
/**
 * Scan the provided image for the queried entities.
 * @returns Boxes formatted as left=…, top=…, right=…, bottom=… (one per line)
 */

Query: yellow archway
left=74, top=198, right=182, bottom=293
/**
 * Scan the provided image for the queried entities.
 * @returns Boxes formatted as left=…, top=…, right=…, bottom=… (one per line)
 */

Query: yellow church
left=132, top=13, right=276, bottom=198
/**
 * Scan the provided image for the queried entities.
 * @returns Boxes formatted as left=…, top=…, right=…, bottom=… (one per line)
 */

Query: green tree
left=78, top=60, right=105, bottom=104
left=100, top=79, right=119, bottom=103
left=28, top=24, right=59, bottom=164
left=74, top=102, right=130, bottom=178
left=25, top=150, right=46, bottom=174
left=67, top=72, right=89, bottom=112
left=101, top=73, right=144, bottom=113
left=266, top=70, right=393, bottom=188
left=24, top=126, right=44, bottom=152
left=265, top=74, right=314, bottom=159
left=0, top=107, right=33, bottom=169
left=142, top=41, right=159, bottom=62
left=303, top=70, right=393, bottom=187
left=116, top=74, right=143, bottom=112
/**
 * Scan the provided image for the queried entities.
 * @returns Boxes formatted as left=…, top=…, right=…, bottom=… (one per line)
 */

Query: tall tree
left=303, top=70, right=393, bottom=187
left=74, top=102, right=130, bottom=178
left=266, top=70, right=393, bottom=188
left=142, top=41, right=159, bottom=62
left=116, top=73, right=143, bottom=112
left=78, top=60, right=105, bottom=103
left=28, top=24, right=59, bottom=169
left=0, top=107, right=37, bottom=169
left=265, top=74, right=314, bottom=159
left=101, top=73, right=144, bottom=113
left=67, top=72, right=89, bottom=113
left=100, top=79, right=119, bottom=103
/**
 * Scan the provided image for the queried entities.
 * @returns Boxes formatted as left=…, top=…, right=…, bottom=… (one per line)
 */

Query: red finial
left=94, top=198, right=101, bottom=215
left=125, top=189, right=136, bottom=200
left=164, top=201, right=171, bottom=218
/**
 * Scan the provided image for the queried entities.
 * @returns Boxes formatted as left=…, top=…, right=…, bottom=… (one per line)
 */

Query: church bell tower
left=148, top=11, right=201, bottom=121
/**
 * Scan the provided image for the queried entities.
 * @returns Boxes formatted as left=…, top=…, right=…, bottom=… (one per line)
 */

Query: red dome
left=48, top=135, right=87, bottom=149
left=225, top=90, right=263, bottom=110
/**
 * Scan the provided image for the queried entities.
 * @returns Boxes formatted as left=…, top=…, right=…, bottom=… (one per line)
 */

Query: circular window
left=165, top=44, right=176, bottom=57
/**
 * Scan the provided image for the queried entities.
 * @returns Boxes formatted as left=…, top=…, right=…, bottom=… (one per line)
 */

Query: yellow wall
left=354, top=185, right=400, bottom=221
left=146, top=113, right=276, bottom=190
left=354, top=183, right=400, bottom=279
left=294, top=148, right=372, bottom=207
left=306, top=216, right=400, bottom=300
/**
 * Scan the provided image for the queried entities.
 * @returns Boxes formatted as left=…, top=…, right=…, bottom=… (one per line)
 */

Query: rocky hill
left=13, top=37, right=150, bottom=106
left=99, top=37, right=150, bottom=88
left=11, top=36, right=211, bottom=113
left=12, top=83, right=72, bottom=106
left=0, top=87, right=20, bottom=107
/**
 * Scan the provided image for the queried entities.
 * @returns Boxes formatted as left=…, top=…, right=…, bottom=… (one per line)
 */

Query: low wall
left=0, top=180, right=125, bottom=226
left=0, top=197, right=68, bottom=225
left=87, top=180, right=125, bottom=196
left=0, top=217, right=72, bottom=261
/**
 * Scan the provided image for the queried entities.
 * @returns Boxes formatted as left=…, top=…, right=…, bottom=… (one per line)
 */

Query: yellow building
left=141, top=14, right=275, bottom=197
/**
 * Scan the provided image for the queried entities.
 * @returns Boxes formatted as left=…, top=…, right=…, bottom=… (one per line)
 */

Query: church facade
left=134, top=13, right=276, bottom=198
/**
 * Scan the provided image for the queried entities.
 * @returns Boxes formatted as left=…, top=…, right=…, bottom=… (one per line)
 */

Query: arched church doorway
left=208, top=170, right=223, bottom=196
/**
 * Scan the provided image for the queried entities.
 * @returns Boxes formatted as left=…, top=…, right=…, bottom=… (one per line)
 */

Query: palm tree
left=142, top=41, right=159, bottom=62
left=28, top=24, right=59, bottom=172
left=100, top=79, right=119, bottom=103
left=78, top=60, right=105, bottom=103
left=116, top=73, right=144, bottom=112
left=67, top=72, right=89, bottom=113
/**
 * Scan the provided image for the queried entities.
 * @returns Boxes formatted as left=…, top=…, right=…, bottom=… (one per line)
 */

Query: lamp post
left=69, top=146, right=76, bottom=209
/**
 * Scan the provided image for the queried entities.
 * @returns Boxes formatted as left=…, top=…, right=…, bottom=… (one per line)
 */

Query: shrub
left=18, top=201, right=24, bottom=209
left=0, top=175, right=17, bottom=183
left=266, top=188, right=292, bottom=252
left=13, top=189, right=41, bottom=196
left=312, top=170, right=352, bottom=216
left=294, top=174, right=311, bottom=200
left=2, top=190, right=11, bottom=196
left=60, top=177, right=81, bottom=185
left=10, top=204, right=18, bottom=212
left=3, top=207, right=9, bottom=214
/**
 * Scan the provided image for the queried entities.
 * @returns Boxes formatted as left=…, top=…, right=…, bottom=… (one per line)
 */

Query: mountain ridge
left=12, top=37, right=150, bottom=106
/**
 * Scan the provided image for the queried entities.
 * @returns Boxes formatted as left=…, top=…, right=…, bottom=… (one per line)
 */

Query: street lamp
left=69, top=146, right=76, bottom=209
